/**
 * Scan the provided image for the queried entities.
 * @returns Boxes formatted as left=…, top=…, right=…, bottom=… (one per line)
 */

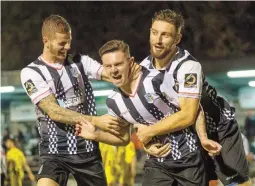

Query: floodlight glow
left=227, top=70, right=255, bottom=78
left=93, top=90, right=112, bottom=97
left=249, top=81, right=255, bottom=87
left=0, top=86, right=15, bottom=93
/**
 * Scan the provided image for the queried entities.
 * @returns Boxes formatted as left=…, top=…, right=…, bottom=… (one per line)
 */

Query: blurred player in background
left=116, top=141, right=136, bottom=186
left=5, top=137, right=35, bottom=186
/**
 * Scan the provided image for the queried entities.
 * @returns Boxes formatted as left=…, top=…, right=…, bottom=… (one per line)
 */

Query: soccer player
left=20, top=15, right=161, bottom=186
left=138, top=9, right=251, bottom=186
left=76, top=40, right=221, bottom=186
left=20, top=15, right=131, bottom=186
left=5, top=137, right=35, bottom=186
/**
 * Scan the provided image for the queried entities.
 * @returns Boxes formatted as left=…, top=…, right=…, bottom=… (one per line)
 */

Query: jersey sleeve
left=81, top=55, right=103, bottom=80
left=20, top=68, right=52, bottom=104
left=177, top=60, right=202, bottom=99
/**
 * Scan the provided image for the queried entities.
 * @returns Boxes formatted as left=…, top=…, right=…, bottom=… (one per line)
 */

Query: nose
left=156, top=34, right=162, bottom=44
left=111, top=66, right=118, bottom=74
left=65, top=43, right=71, bottom=51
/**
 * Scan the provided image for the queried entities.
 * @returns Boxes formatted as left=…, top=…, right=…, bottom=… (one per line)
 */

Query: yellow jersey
left=6, top=147, right=26, bottom=180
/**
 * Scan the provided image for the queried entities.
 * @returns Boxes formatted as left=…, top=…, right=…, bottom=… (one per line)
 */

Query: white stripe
left=114, top=93, right=137, bottom=124
left=130, top=95, right=157, bottom=125
left=143, top=72, right=171, bottom=116
left=58, top=67, right=75, bottom=98
left=30, top=63, right=57, bottom=94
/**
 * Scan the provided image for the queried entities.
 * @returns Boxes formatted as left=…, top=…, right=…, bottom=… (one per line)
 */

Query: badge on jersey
left=70, top=67, right=79, bottom=78
left=24, top=79, right=38, bottom=95
left=144, top=93, right=154, bottom=103
left=184, top=73, right=197, bottom=88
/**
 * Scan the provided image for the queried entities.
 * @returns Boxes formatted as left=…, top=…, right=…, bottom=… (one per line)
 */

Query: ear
left=175, top=34, right=182, bottom=45
left=129, top=56, right=135, bottom=65
left=43, top=37, right=50, bottom=49
left=42, top=37, right=48, bottom=45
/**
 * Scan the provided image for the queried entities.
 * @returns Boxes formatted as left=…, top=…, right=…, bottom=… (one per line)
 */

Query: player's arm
left=195, top=107, right=208, bottom=141
left=94, top=125, right=131, bottom=146
left=38, top=94, right=122, bottom=134
left=76, top=120, right=131, bottom=146
left=151, top=97, right=200, bottom=135
left=21, top=154, right=35, bottom=181
left=195, top=107, right=222, bottom=156
left=20, top=68, right=121, bottom=133
left=135, top=61, right=202, bottom=144
left=38, top=94, right=93, bottom=125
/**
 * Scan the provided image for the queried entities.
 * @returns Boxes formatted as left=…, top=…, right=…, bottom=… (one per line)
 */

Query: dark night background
left=1, top=1, right=255, bottom=71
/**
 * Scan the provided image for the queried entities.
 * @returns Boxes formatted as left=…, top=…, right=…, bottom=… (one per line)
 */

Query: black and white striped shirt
left=20, top=54, right=102, bottom=156
left=106, top=67, right=199, bottom=161
left=140, top=47, right=235, bottom=137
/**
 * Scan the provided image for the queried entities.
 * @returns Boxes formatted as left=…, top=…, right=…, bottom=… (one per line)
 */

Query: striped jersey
left=106, top=67, right=200, bottom=161
left=20, top=54, right=103, bottom=156
left=140, top=47, right=236, bottom=137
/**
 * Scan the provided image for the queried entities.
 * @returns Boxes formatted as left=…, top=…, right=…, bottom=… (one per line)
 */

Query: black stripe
left=137, top=69, right=165, bottom=121
left=121, top=93, right=148, bottom=124
left=106, top=97, right=127, bottom=121
left=151, top=72, right=180, bottom=113
left=26, top=66, right=46, bottom=81
left=151, top=72, right=164, bottom=94
left=45, top=65, right=66, bottom=100
left=72, top=59, right=97, bottom=116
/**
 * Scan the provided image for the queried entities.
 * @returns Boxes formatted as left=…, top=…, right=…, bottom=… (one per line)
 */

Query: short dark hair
left=42, top=15, right=71, bottom=39
left=98, top=40, right=130, bottom=58
left=152, top=9, right=184, bottom=33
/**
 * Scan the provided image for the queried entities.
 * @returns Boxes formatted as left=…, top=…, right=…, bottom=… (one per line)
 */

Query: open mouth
left=112, top=75, right=122, bottom=80
left=59, top=51, right=66, bottom=56
left=112, top=75, right=122, bottom=84
left=154, top=45, right=164, bottom=51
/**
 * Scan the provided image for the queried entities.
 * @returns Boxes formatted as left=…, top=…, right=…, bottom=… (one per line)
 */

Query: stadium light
left=227, top=70, right=255, bottom=78
left=93, top=89, right=112, bottom=97
left=249, top=81, right=255, bottom=87
left=0, top=86, right=15, bottom=93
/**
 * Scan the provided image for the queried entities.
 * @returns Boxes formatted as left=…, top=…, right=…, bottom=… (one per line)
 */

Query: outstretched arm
left=135, top=97, right=199, bottom=144
left=75, top=120, right=131, bottom=146
left=38, top=94, right=122, bottom=134
left=195, top=108, right=222, bottom=156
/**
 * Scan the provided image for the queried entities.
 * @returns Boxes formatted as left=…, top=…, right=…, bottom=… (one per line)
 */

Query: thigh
left=142, top=160, right=175, bottom=186
left=72, top=159, right=107, bottom=186
left=215, top=127, right=249, bottom=185
left=172, top=150, right=208, bottom=186
left=37, top=157, right=69, bottom=186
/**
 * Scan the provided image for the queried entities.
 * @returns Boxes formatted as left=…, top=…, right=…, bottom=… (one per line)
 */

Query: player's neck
left=154, top=47, right=177, bottom=70
left=121, top=64, right=142, bottom=97
left=42, top=49, right=64, bottom=64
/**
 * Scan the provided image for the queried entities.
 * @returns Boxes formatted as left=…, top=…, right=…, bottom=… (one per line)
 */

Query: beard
left=150, top=44, right=172, bottom=60
left=49, top=44, right=66, bottom=61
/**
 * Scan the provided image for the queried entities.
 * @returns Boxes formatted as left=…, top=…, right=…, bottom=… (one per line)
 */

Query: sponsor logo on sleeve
left=24, top=79, right=38, bottom=95
left=184, top=73, right=197, bottom=88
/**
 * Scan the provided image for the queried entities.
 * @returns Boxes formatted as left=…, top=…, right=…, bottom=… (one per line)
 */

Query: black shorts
left=37, top=151, right=107, bottom=186
left=206, top=120, right=249, bottom=185
left=142, top=149, right=208, bottom=186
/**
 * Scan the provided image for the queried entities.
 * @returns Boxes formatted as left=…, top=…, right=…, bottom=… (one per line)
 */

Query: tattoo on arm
left=38, top=94, right=93, bottom=125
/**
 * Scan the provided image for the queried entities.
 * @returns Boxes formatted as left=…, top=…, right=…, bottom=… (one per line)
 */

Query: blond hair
left=42, top=15, right=71, bottom=39
left=152, top=9, right=184, bottom=33
left=98, top=40, right=130, bottom=58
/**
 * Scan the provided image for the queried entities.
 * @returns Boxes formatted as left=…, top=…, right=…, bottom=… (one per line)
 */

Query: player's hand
left=75, top=120, right=97, bottom=140
left=28, top=172, right=35, bottom=181
left=92, top=114, right=125, bottom=135
left=144, top=142, right=171, bottom=157
left=134, top=124, right=153, bottom=145
left=201, top=138, right=222, bottom=156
